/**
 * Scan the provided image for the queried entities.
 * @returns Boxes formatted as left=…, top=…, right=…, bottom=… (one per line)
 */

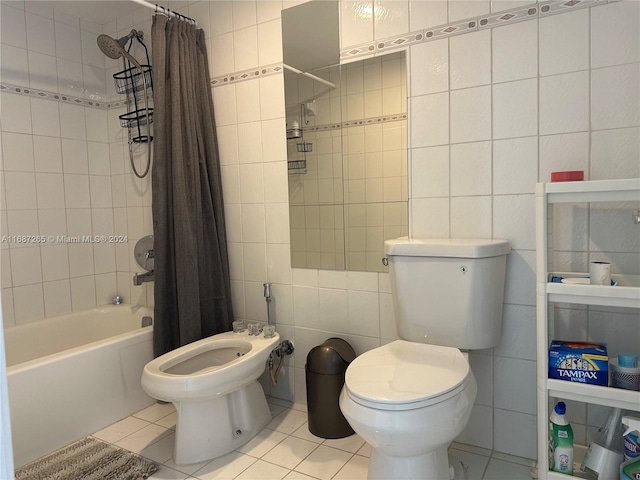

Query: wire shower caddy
left=112, top=31, right=154, bottom=176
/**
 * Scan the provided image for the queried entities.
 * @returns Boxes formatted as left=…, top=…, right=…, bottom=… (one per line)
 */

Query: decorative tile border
left=0, top=82, right=145, bottom=110
left=304, top=113, right=407, bottom=134
left=0, top=0, right=619, bottom=101
left=210, top=63, right=283, bottom=87
left=213, top=0, right=616, bottom=86
left=340, top=0, right=617, bottom=59
left=479, top=5, right=539, bottom=29
left=539, top=0, right=607, bottom=16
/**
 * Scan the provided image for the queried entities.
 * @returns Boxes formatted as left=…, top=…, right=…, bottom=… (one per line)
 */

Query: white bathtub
left=5, top=304, right=156, bottom=467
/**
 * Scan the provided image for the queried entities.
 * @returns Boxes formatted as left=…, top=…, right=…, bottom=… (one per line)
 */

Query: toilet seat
left=344, top=340, right=470, bottom=411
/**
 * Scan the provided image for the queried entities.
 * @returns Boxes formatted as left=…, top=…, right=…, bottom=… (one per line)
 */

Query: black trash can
left=305, top=337, right=356, bottom=439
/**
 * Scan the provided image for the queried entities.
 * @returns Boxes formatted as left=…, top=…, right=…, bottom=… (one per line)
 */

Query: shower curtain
left=151, top=15, right=234, bottom=357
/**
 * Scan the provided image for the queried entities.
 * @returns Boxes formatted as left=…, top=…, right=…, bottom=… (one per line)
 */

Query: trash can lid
left=306, top=338, right=356, bottom=374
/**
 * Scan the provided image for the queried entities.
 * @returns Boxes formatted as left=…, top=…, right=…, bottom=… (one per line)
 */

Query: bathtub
left=5, top=304, right=156, bottom=467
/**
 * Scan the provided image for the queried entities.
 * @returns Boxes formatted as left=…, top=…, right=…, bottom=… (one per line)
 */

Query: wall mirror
left=282, top=2, right=408, bottom=273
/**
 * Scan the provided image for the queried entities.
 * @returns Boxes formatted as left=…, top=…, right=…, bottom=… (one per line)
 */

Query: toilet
left=141, top=329, right=280, bottom=465
left=339, top=237, right=510, bottom=480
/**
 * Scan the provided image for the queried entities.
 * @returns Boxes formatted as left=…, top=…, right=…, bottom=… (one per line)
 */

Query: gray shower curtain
left=151, top=15, right=234, bottom=357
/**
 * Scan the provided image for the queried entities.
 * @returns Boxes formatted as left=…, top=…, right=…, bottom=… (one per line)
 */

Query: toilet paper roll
left=590, top=262, right=611, bottom=286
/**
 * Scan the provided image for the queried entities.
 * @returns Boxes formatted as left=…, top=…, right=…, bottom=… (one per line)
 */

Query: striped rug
left=15, top=436, right=159, bottom=480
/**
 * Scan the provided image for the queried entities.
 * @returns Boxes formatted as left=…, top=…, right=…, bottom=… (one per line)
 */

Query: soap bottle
left=550, top=401, right=574, bottom=475
left=623, top=416, right=640, bottom=461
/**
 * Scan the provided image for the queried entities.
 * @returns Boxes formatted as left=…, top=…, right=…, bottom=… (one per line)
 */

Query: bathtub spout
left=133, top=271, right=154, bottom=286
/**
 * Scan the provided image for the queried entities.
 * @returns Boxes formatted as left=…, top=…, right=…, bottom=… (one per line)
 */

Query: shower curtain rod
left=283, top=64, right=336, bottom=89
left=128, top=0, right=197, bottom=24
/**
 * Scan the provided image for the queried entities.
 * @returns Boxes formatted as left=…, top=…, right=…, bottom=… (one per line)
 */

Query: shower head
left=97, top=30, right=142, bottom=67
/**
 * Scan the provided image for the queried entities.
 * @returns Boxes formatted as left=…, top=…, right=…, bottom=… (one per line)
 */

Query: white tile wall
left=2, top=0, right=638, bottom=465
left=1, top=4, right=155, bottom=323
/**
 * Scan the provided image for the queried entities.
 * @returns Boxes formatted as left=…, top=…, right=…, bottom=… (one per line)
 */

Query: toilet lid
left=344, top=340, right=470, bottom=411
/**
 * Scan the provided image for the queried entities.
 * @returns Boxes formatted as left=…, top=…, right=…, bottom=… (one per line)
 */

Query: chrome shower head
left=97, top=30, right=141, bottom=66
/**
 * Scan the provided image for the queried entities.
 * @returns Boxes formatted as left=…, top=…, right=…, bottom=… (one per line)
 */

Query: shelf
left=547, top=379, right=640, bottom=411
left=536, top=178, right=640, bottom=203
left=544, top=282, right=640, bottom=308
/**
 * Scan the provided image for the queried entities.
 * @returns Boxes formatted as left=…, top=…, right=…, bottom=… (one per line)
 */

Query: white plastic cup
left=589, top=262, right=611, bottom=285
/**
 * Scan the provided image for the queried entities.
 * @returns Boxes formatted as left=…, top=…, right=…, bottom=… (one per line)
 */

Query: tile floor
left=90, top=398, right=535, bottom=480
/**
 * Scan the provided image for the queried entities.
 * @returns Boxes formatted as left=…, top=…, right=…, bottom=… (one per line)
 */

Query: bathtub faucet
left=112, top=296, right=122, bottom=305
left=133, top=270, right=155, bottom=286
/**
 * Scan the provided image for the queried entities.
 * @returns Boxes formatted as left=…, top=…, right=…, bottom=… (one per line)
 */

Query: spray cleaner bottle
left=550, top=401, right=574, bottom=475
left=621, top=416, right=640, bottom=480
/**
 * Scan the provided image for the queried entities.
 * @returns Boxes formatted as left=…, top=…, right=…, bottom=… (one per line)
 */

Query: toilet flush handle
left=382, top=257, right=389, bottom=267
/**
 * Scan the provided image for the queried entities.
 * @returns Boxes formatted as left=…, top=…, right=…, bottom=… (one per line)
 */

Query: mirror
left=283, top=2, right=408, bottom=273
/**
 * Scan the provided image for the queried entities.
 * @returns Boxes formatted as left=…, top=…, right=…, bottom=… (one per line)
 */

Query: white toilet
left=339, top=237, right=510, bottom=480
left=141, top=330, right=280, bottom=465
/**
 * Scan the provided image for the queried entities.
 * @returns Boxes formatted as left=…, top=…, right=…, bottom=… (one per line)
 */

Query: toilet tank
left=384, top=238, right=510, bottom=350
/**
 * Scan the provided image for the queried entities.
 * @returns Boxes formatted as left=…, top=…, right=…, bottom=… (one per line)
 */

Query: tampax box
left=548, top=341, right=608, bottom=386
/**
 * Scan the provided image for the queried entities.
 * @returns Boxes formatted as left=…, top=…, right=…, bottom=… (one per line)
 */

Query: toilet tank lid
left=384, top=237, right=510, bottom=258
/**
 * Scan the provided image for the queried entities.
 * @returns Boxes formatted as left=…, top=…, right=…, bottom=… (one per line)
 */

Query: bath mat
left=15, top=436, right=159, bottom=480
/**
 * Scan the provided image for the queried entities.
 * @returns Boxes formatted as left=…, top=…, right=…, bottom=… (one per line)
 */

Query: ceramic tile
left=147, top=465, right=190, bottom=480
left=483, top=458, right=534, bottom=480
left=493, top=357, right=536, bottom=415
left=591, top=1, right=639, bottom=69
left=323, top=434, right=366, bottom=454
left=539, top=9, right=589, bottom=76
left=294, top=445, right=352, bottom=480
left=539, top=71, right=589, bottom=135
left=233, top=26, right=258, bottom=72
left=340, top=1, right=374, bottom=48
left=138, top=433, right=175, bottom=464
left=410, top=197, right=450, bottom=238
left=492, top=19, right=537, bottom=83
left=409, top=0, right=447, bottom=31
left=193, top=451, right=257, bottom=480
left=493, top=194, right=535, bottom=251
left=450, top=196, right=492, bottom=240
left=448, top=0, right=490, bottom=22
left=591, top=63, right=640, bottom=130
left=92, top=416, right=150, bottom=444
left=42, top=279, right=72, bottom=318
left=115, top=424, right=172, bottom=453
left=492, top=78, right=537, bottom=140
left=267, top=406, right=308, bottom=435
left=12, top=283, right=44, bottom=324
left=450, top=141, right=491, bottom=197
left=493, top=409, right=537, bottom=459
left=450, top=86, right=491, bottom=144
left=236, top=428, right=287, bottom=458
left=332, top=454, right=368, bottom=480
left=539, top=132, right=589, bottom=183
left=0, top=4, right=27, bottom=48
left=449, top=449, right=489, bottom=480
left=0, top=92, right=32, bottom=134
left=258, top=19, right=282, bottom=66
left=156, top=412, right=177, bottom=430
left=590, top=127, right=640, bottom=181
left=450, top=30, right=491, bottom=90
left=455, top=404, right=493, bottom=450
left=374, top=0, right=409, bottom=40
left=291, top=423, right=324, bottom=444
left=492, top=137, right=537, bottom=195
left=261, top=436, right=319, bottom=470
left=1, top=44, right=29, bottom=86
left=410, top=39, right=448, bottom=96
left=410, top=93, right=449, bottom=148
left=134, top=402, right=176, bottom=423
